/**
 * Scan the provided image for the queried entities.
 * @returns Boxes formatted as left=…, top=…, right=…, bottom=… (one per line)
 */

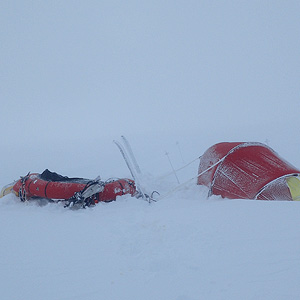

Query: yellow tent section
left=286, top=176, right=300, bottom=201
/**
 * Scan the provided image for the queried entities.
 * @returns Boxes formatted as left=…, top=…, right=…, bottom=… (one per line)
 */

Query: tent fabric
left=197, top=142, right=300, bottom=200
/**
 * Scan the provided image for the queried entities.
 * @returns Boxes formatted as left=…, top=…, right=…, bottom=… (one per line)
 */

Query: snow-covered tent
left=197, top=142, right=300, bottom=200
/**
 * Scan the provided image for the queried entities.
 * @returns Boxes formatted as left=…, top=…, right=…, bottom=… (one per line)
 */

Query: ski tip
left=0, top=182, right=16, bottom=198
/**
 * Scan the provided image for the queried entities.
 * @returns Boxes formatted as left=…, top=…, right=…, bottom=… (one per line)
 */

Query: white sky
left=1, top=1, right=300, bottom=180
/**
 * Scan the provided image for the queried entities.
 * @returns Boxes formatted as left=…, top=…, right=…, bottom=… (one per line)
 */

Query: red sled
left=9, top=169, right=136, bottom=206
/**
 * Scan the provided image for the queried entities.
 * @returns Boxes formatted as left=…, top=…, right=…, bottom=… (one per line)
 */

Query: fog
left=1, top=1, right=300, bottom=183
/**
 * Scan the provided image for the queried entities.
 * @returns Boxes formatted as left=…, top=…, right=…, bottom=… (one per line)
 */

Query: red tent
left=197, top=142, right=300, bottom=200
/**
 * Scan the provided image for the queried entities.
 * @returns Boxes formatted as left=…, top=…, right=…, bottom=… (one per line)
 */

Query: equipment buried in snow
left=197, top=142, right=300, bottom=200
left=0, top=169, right=136, bottom=208
left=114, top=136, right=159, bottom=202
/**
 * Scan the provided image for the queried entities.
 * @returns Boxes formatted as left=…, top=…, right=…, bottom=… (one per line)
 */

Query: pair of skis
left=114, top=136, right=155, bottom=203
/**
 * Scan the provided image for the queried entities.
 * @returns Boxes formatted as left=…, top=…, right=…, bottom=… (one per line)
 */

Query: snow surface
left=1, top=138, right=300, bottom=300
